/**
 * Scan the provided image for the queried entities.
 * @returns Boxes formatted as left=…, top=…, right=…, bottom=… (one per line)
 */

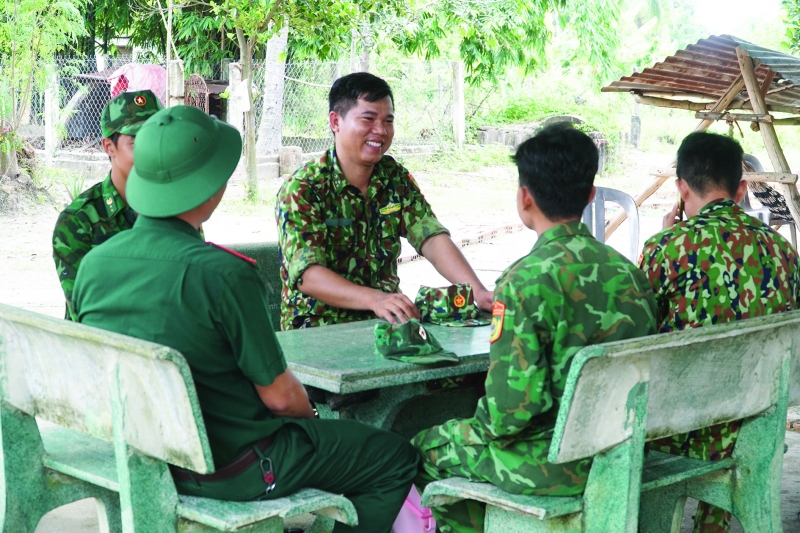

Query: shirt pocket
left=325, top=217, right=357, bottom=270
left=376, top=202, right=402, bottom=262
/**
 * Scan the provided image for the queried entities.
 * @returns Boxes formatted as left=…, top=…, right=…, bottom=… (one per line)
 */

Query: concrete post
left=227, top=62, right=244, bottom=133
left=167, top=60, right=185, bottom=108
left=44, top=69, right=59, bottom=163
left=279, top=146, right=303, bottom=176
left=451, top=61, right=465, bottom=149
left=630, top=116, right=641, bottom=149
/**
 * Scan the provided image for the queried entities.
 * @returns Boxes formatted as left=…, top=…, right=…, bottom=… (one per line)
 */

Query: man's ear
left=586, top=185, right=596, bottom=206
left=101, top=137, right=115, bottom=158
left=328, top=111, right=340, bottom=133
left=519, top=185, right=534, bottom=210
left=676, top=178, right=691, bottom=201
left=734, top=180, right=748, bottom=203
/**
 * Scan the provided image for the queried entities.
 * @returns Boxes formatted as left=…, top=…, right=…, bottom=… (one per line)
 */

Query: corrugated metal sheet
left=602, top=35, right=800, bottom=113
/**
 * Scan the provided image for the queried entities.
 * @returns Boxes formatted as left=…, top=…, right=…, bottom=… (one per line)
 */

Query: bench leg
left=484, top=506, right=581, bottom=533
left=639, top=483, right=688, bottom=533
left=0, top=403, right=122, bottom=532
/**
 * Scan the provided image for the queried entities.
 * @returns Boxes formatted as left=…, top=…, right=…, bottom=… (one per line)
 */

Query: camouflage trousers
left=647, top=419, right=741, bottom=533
left=411, top=420, right=590, bottom=533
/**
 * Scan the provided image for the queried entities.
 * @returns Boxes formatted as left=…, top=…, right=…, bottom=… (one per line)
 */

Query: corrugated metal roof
left=602, top=35, right=800, bottom=113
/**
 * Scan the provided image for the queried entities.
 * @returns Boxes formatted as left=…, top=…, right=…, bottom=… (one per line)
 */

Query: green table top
left=277, top=320, right=491, bottom=394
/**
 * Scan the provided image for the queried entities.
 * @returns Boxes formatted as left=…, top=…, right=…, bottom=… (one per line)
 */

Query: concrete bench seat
left=0, top=303, right=357, bottom=532
left=420, top=311, right=800, bottom=532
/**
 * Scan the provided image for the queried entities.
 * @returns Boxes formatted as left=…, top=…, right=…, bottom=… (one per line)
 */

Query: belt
left=170, top=434, right=275, bottom=483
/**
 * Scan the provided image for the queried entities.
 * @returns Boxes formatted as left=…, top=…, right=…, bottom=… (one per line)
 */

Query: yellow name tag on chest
left=380, top=203, right=401, bottom=215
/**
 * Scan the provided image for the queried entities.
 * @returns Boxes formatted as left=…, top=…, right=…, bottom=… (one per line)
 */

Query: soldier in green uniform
left=275, top=73, right=492, bottom=331
left=638, top=131, right=800, bottom=533
left=412, top=124, right=658, bottom=533
left=52, top=90, right=162, bottom=318
left=72, top=105, right=419, bottom=533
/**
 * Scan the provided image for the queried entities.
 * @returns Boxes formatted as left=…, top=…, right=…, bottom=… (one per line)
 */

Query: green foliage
left=388, top=0, right=621, bottom=84
left=409, top=143, right=515, bottom=174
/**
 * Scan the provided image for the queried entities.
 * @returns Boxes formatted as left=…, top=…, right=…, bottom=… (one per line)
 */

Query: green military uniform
left=413, top=221, right=658, bottom=533
left=639, top=198, right=800, bottom=532
left=73, top=106, right=418, bottom=533
left=51, top=90, right=162, bottom=318
left=275, top=147, right=448, bottom=330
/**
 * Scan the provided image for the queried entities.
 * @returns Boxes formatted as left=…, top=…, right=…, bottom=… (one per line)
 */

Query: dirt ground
left=0, top=146, right=674, bottom=317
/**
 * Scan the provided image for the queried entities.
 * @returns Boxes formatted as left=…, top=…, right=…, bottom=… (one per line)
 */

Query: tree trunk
left=359, top=22, right=371, bottom=72
left=255, top=25, right=288, bottom=157
left=237, top=29, right=259, bottom=203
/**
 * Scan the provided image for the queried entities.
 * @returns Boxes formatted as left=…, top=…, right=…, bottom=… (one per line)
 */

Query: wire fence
left=12, top=56, right=456, bottom=155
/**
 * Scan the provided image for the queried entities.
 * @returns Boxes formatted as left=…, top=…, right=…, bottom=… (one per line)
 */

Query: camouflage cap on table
left=374, top=320, right=459, bottom=364
left=415, top=283, right=491, bottom=327
left=100, top=90, right=163, bottom=138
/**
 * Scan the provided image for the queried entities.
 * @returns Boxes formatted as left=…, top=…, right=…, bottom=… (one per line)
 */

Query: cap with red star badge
left=100, top=90, right=164, bottom=138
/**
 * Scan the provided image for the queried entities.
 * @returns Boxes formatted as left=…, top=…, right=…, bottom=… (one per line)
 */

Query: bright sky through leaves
left=691, top=0, right=784, bottom=46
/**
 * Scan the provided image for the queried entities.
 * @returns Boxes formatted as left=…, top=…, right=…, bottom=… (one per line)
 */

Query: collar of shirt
left=532, top=220, right=593, bottom=252
left=696, top=197, right=739, bottom=217
left=133, top=215, right=203, bottom=240
left=100, top=173, right=128, bottom=218
left=327, top=147, right=388, bottom=196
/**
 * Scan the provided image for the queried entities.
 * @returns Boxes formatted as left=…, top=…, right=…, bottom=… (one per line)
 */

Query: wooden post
left=737, top=47, right=800, bottom=228
left=452, top=61, right=465, bottom=149
left=605, top=75, right=749, bottom=238
left=44, top=68, right=59, bottom=163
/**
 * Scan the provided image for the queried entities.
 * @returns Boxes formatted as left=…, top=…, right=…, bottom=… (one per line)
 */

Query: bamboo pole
left=736, top=47, right=800, bottom=228
left=605, top=74, right=748, bottom=238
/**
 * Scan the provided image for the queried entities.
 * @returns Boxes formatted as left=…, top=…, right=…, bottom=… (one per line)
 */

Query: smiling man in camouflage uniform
left=52, top=90, right=162, bottom=318
left=275, top=73, right=492, bottom=330
left=412, top=124, right=658, bottom=533
left=639, top=131, right=800, bottom=533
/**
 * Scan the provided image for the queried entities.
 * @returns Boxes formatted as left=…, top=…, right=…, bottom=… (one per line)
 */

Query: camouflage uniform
left=413, top=221, right=658, bottom=533
left=374, top=319, right=459, bottom=364
left=415, top=284, right=490, bottom=327
left=52, top=174, right=135, bottom=317
left=639, top=198, right=800, bottom=532
left=51, top=90, right=162, bottom=319
left=275, top=147, right=448, bottom=330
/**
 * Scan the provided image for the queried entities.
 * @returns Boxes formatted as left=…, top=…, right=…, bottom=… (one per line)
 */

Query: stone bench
left=421, top=311, right=800, bottom=532
left=0, top=303, right=357, bottom=532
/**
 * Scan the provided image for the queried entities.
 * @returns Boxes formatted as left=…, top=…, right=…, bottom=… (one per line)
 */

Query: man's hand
left=473, top=287, right=494, bottom=312
left=662, top=201, right=682, bottom=230
left=370, top=292, right=420, bottom=324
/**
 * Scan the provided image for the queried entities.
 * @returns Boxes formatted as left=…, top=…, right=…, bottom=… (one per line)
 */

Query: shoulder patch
left=489, top=301, right=505, bottom=344
left=209, top=243, right=257, bottom=265
left=407, top=172, right=420, bottom=190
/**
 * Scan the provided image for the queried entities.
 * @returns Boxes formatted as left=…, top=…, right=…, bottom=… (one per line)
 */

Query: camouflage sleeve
left=480, top=274, right=557, bottom=438
left=638, top=236, right=669, bottom=324
left=401, top=169, right=449, bottom=252
left=52, top=209, right=94, bottom=317
left=275, top=177, right=328, bottom=290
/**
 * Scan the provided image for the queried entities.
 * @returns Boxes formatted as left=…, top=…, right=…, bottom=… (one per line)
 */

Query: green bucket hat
left=415, top=283, right=491, bottom=327
left=126, top=105, right=242, bottom=218
left=100, top=90, right=163, bottom=138
left=374, top=320, right=459, bottom=364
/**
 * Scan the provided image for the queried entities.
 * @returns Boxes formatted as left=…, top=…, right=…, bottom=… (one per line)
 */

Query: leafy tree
left=0, top=0, right=86, bottom=184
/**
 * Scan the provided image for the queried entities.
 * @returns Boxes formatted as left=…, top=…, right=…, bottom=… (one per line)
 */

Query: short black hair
left=108, top=132, right=121, bottom=146
left=676, top=131, right=743, bottom=196
left=329, top=73, right=394, bottom=117
left=513, top=124, right=598, bottom=221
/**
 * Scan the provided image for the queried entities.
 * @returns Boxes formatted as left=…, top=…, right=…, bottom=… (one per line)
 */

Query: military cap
left=415, top=283, right=491, bottom=327
left=126, top=105, right=242, bottom=217
left=374, top=320, right=459, bottom=364
left=100, top=90, right=163, bottom=138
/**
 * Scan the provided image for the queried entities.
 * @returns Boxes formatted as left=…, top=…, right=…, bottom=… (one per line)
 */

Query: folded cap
left=100, top=90, right=163, bottom=138
left=415, top=283, right=491, bottom=327
left=374, top=320, right=459, bottom=364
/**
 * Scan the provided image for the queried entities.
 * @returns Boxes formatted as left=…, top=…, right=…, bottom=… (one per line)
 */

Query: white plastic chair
left=582, top=186, right=639, bottom=262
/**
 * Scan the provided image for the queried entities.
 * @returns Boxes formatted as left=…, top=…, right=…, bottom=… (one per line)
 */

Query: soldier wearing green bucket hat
left=52, top=90, right=163, bottom=319
left=72, top=105, right=419, bottom=532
